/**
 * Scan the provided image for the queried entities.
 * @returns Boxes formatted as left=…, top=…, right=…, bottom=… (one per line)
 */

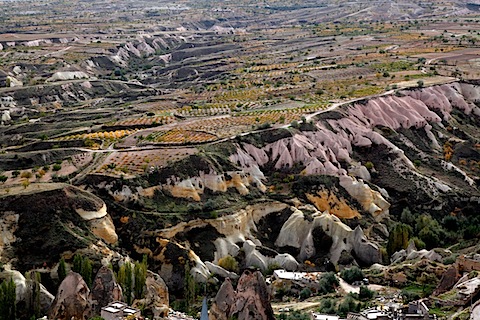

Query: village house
left=100, top=301, right=141, bottom=320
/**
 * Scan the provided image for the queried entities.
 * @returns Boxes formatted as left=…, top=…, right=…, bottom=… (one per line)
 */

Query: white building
left=273, top=269, right=322, bottom=282
left=101, top=301, right=141, bottom=320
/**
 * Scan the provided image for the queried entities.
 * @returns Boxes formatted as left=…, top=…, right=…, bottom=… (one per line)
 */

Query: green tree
left=58, top=257, right=67, bottom=283
left=337, top=295, right=359, bottom=317
left=184, top=262, right=196, bottom=314
left=318, top=298, right=336, bottom=314
left=0, top=278, right=16, bottom=320
left=25, top=271, right=41, bottom=318
left=340, top=266, right=364, bottom=284
left=318, top=272, right=339, bottom=295
left=72, top=254, right=83, bottom=273
left=299, top=288, right=311, bottom=300
left=359, top=286, right=375, bottom=300
left=81, top=258, right=93, bottom=288
left=415, top=214, right=444, bottom=249
left=387, top=223, right=411, bottom=257
left=0, top=175, right=7, bottom=183
left=117, top=262, right=133, bottom=305
left=134, top=255, right=148, bottom=299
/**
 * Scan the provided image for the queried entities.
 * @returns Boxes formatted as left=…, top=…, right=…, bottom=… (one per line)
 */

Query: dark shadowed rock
left=433, top=264, right=461, bottom=296
left=210, top=270, right=274, bottom=320
left=48, top=271, right=92, bottom=320
left=90, top=266, right=123, bottom=315
left=209, top=278, right=236, bottom=320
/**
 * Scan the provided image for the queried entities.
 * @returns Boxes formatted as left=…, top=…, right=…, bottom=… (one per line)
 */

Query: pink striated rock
left=90, top=266, right=123, bottom=315
left=48, top=272, right=92, bottom=320
left=210, top=270, right=274, bottom=320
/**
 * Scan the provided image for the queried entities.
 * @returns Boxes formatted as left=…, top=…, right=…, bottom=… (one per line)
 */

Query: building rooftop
left=273, top=269, right=322, bottom=281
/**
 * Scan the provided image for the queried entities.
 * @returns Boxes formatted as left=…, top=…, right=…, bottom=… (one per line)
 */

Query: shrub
left=318, top=272, right=339, bottom=295
left=12, top=170, right=20, bottom=178
left=442, top=215, right=459, bottom=231
left=299, top=288, right=312, bottom=300
left=58, top=258, right=67, bottom=283
left=277, top=310, right=310, bottom=320
left=0, top=175, right=7, bottom=183
left=21, top=179, right=30, bottom=189
left=364, top=161, right=374, bottom=170
left=318, top=298, right=336, bottom=314
left=266, top=263, right=281, bottom=276
left=411, top=237, right=426, bottom=250
left=359, top=286, right=375, bottom=300
left=20, top=171, right=32, bottom=179
left=256, top=122, right=272, bottom=130
left=291, top=120, right=300, bottom=129
left=337, top=295, right=359, bottom=317
left=52, top=164, right=62, bottom=171
left=387, top=223, right=411, bottom=257
left=417, top=80, right=424, bottom=87
left=443, top=255, right=457, bottom=265
left=218, top=255, right=239, bottom=273
left=341, top=266, right=364, bottom=284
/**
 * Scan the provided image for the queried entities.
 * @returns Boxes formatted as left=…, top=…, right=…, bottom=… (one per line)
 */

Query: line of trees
left=116, top=255, right=148, bottom=305
left=72, top=254, right=93, bottom=288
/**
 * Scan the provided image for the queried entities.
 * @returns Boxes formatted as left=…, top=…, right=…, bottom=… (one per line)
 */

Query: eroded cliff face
left=0, top=183, right=118, bottom=270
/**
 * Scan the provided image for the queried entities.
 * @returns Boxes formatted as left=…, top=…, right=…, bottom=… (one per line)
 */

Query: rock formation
left=210, top=270, right=274, bottom=320
left=48, top=272, right=92, bottom=320
left=90, top=266, right=123, bottom=315
left=0, top=267, right=54, bottom=314
left=433, top=264, right=461, bottom=295
left=275, top=206, right=381, bottom=265
left=133, top=271, right=169, bottom=318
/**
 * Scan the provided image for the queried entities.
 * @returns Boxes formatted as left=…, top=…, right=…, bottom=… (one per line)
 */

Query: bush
left=443, top=255, right=457, bottom=265
left=299, top=288, right=312, bottom=300
left=387, top=223, right=411, bottom=257
left=442, top=215, right=459, bottom=231
left=20, top=171, right=32, bottom=179
left=359, top=286, right=375, bottom=300
left=0, top=175, right=7, bottom=183
left=417, top=80, right=424, bottom=87
left=341, top=266, right=364, bottom=284
left=411, top=237, right=426, bottom=250
left=364, top=161, right=374, bottom=170
left=12, top=170, right=20, bottom=178
left=277, top=310, right=310, bottom=320
left=318, top=272, right=339, bottom=295
left=256, top=122, right=272, bottom=130
left=52, top=164, right=62, bottom=171
left=266, top=263, right=281, bottom=276
left=337, top=295, right=360, bottom=317
left=318, top=298, right=336, bottom=314
left=415, top=214, right=445, bottom=249
left=290, top=120, right=300, bottom=129
left=218, top=255, right=239, bottom=273
left=401, top=289, right=420, bottom=303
